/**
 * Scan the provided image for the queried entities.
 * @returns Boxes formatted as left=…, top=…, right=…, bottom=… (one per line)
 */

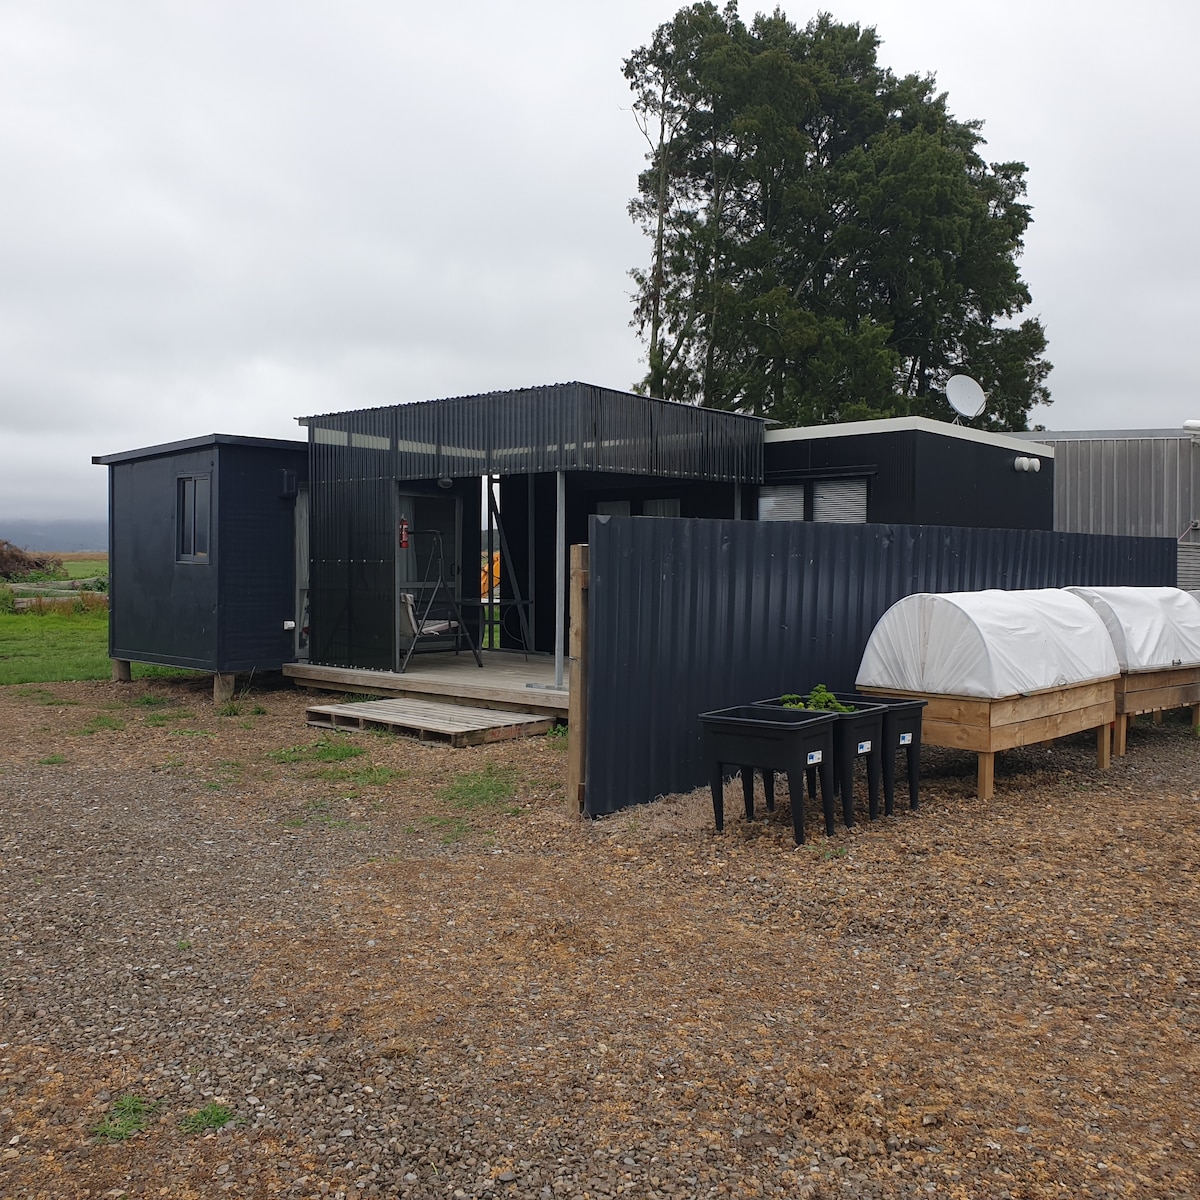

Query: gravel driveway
left=1, top=676, right=1198, bottom=1199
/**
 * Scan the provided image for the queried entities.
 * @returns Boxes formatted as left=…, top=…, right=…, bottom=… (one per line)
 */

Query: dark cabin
left=761, top=417, right=1054, bottom=529
left=93, top=435, right=309, bottom=691
left=299, top=382, right=764, bottom=673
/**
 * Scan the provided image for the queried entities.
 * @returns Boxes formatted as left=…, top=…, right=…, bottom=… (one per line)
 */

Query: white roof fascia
left=766, top=415, right=1053, bottom=457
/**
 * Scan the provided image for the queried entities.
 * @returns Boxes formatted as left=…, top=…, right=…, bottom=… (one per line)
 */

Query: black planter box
left=754, top=693, right=888, bottom=826
left=699, top=705, right=836, bottom=844
left=850, top=694, right=927, bottom=813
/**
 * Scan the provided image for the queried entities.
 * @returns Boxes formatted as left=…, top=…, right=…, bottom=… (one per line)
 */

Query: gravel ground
left=1, top=675, right=1199, bottom=1199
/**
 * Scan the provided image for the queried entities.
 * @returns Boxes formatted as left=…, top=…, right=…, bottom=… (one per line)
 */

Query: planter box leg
left=111, top=658, right=132, bottom=683
left=1096, top=723, right=1111, bottom=770
left=741, top=767, right=756, bottom=821
left=819, top=758, right=836, bottom=837
left=786, top=766, right=806, bottom=845
left=1114, top=713, right=1128, bottom=757
left=213, top=673, right=236, bottom=704
left=907, top=743, right=921, bottom=810
left=867, top=751, right=882, bottom=821
left=977, top=751, right=995, bottom=801
left=710, top=766, right=725, bottom=833
left=763, top=771, right=776, bottom=812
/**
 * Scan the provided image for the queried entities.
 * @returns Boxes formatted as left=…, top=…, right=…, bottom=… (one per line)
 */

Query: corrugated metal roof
left=301, top=382, right=764, bottom=483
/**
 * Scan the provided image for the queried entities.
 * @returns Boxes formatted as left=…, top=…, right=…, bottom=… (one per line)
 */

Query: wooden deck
left=305, top=695, right=555, bottom=746
left=283, top=652, right=570, bottom=717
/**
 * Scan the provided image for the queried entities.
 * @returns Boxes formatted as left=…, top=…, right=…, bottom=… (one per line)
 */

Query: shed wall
left=1034, top=434, right=1196, bottom=539
left=109, top=448, right=220, bottom=669
left=763, top=429, right=1052, bottom=529
left=583, top=517, right=1175, bottom=817
left=215, top=444, right=308, bottom=671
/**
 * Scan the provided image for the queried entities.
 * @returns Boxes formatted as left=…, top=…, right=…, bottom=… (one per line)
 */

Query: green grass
left=307, top=764, right=405, bottom=786
left=179, top=1102, right=234, bottom=1134
left=269, top=736, right=366, bottom=765
left=62, top=558, right=109, bottom=580
left=71, top=713, right=125, bottom=736
left=439, top=763, right=519, bottom=812
left=282, top=798, right=370, bottom=831
left=38, top=754, right=67, bottom=765
left=422, top=813, right=472, bottom=843
left=0, top=609, right=200, bottom=686
left=91, top=1094, right=159, bottom=1142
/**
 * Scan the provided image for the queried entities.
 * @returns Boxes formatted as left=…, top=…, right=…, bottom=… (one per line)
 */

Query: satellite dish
left=946, top=374, right=986, bottom=421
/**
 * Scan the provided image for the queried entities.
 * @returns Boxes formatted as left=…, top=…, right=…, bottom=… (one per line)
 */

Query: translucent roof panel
left=1065, top=586, right=1200, bottom=671
left=856, top=589, right=1120, bottom=699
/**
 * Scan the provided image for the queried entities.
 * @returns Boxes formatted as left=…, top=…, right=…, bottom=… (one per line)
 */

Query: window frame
left=176, top=473, right=212, bottom=562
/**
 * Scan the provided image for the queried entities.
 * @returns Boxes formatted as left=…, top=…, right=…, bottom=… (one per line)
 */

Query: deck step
left=305, top=696, right=555, bottom=747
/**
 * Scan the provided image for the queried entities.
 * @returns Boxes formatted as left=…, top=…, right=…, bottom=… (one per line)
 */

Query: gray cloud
left=2, top=0, right=1198, bottom=521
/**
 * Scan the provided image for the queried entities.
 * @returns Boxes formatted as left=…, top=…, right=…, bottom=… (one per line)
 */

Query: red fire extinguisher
left=398, top=517, right=410, bottom=550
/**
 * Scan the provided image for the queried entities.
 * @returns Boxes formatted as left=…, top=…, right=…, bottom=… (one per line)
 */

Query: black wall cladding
left=583, top=516, right=1176, bottom=817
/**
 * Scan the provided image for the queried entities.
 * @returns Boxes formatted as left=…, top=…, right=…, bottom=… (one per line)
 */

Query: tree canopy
left=625, top=4, right=1051, bottom=430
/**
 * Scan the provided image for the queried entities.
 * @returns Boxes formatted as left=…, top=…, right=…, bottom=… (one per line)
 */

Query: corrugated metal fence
left=584, top=516, right=1176, bottom=817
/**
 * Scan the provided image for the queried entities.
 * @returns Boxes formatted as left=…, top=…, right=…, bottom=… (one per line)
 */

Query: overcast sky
left=2, top=0, right=1197, bottom=521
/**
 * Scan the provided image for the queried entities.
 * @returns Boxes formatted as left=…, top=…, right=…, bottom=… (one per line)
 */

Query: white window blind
left=757, top=485, right=806, bottom=521
left=812, top=478, right=867, bottom=523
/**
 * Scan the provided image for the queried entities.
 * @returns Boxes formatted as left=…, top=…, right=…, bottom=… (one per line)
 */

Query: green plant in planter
left=779, top=685, right=855, bottom=712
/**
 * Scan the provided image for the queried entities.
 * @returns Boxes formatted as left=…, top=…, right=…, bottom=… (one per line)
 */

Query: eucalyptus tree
left=625, top=4, right=1051, bottom=430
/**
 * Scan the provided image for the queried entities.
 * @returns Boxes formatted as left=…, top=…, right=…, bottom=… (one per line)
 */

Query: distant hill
left=0, top=519, right=108, bottom=553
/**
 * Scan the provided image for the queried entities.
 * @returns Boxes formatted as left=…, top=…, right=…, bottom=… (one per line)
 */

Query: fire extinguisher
left=398, top=517, right=410, bottom=550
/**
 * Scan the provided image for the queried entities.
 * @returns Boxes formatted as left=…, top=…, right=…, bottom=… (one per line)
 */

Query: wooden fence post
left=567, top=544, right=589, bottom=817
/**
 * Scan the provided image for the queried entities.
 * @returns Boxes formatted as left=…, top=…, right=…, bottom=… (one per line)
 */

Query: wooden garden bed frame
left=1113, top=666, right=1200, bottom=756
left=860, top=678, right=1117, bottom=801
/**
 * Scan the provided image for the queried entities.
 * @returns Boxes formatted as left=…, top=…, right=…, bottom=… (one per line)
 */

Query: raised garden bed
left=1065, top=586, right=1200, bottom=756
left=857, top=589, right=1121, bottom=801
left=1111, top=667, right=1200, bottom=754
left=859, top=679, right=1115, bottom=801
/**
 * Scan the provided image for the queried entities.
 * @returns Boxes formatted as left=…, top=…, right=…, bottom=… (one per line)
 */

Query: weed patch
left=269, top=736, right=366, bottom=765
left=38, top=754, right=67, bottom=765
left=91, top=1094, right=159, bottom=1142
left=422, top=814, right=471, bottom=844
left=307, top=764, right=405, bottom=787
left=282, top=798, right=370, bottom=831
left=72, top=714, right=125, bottom=736
left=440, top=763, right=519, bottom=813
left=179, top=1102, right=235, bottom=1134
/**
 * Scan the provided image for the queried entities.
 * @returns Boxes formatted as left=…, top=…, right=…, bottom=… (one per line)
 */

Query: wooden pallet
left=305, top=696, right=555, bottom=747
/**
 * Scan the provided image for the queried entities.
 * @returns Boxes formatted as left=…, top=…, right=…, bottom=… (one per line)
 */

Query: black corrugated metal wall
left=584, top=517, right=1176, bottom=817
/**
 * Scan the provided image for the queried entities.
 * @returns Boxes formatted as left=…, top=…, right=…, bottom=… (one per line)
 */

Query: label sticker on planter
left=857, top=740, right=872, bottom=754
left=899, top=732, right=913, bottom=746
left=806, top=750, right=823, bottom=765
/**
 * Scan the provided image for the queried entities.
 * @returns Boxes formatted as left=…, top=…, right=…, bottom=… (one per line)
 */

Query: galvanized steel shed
left=1013, top=428, right=1200, bottom=587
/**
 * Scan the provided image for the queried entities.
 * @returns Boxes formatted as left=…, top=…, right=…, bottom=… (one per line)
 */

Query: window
left=177, top=475, right=211, bottom=560
left=757, top=485, right=806, bottom=521
left=643, top=497, right=681, bottom=517
left=812, top=478, right=868, bottom=523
